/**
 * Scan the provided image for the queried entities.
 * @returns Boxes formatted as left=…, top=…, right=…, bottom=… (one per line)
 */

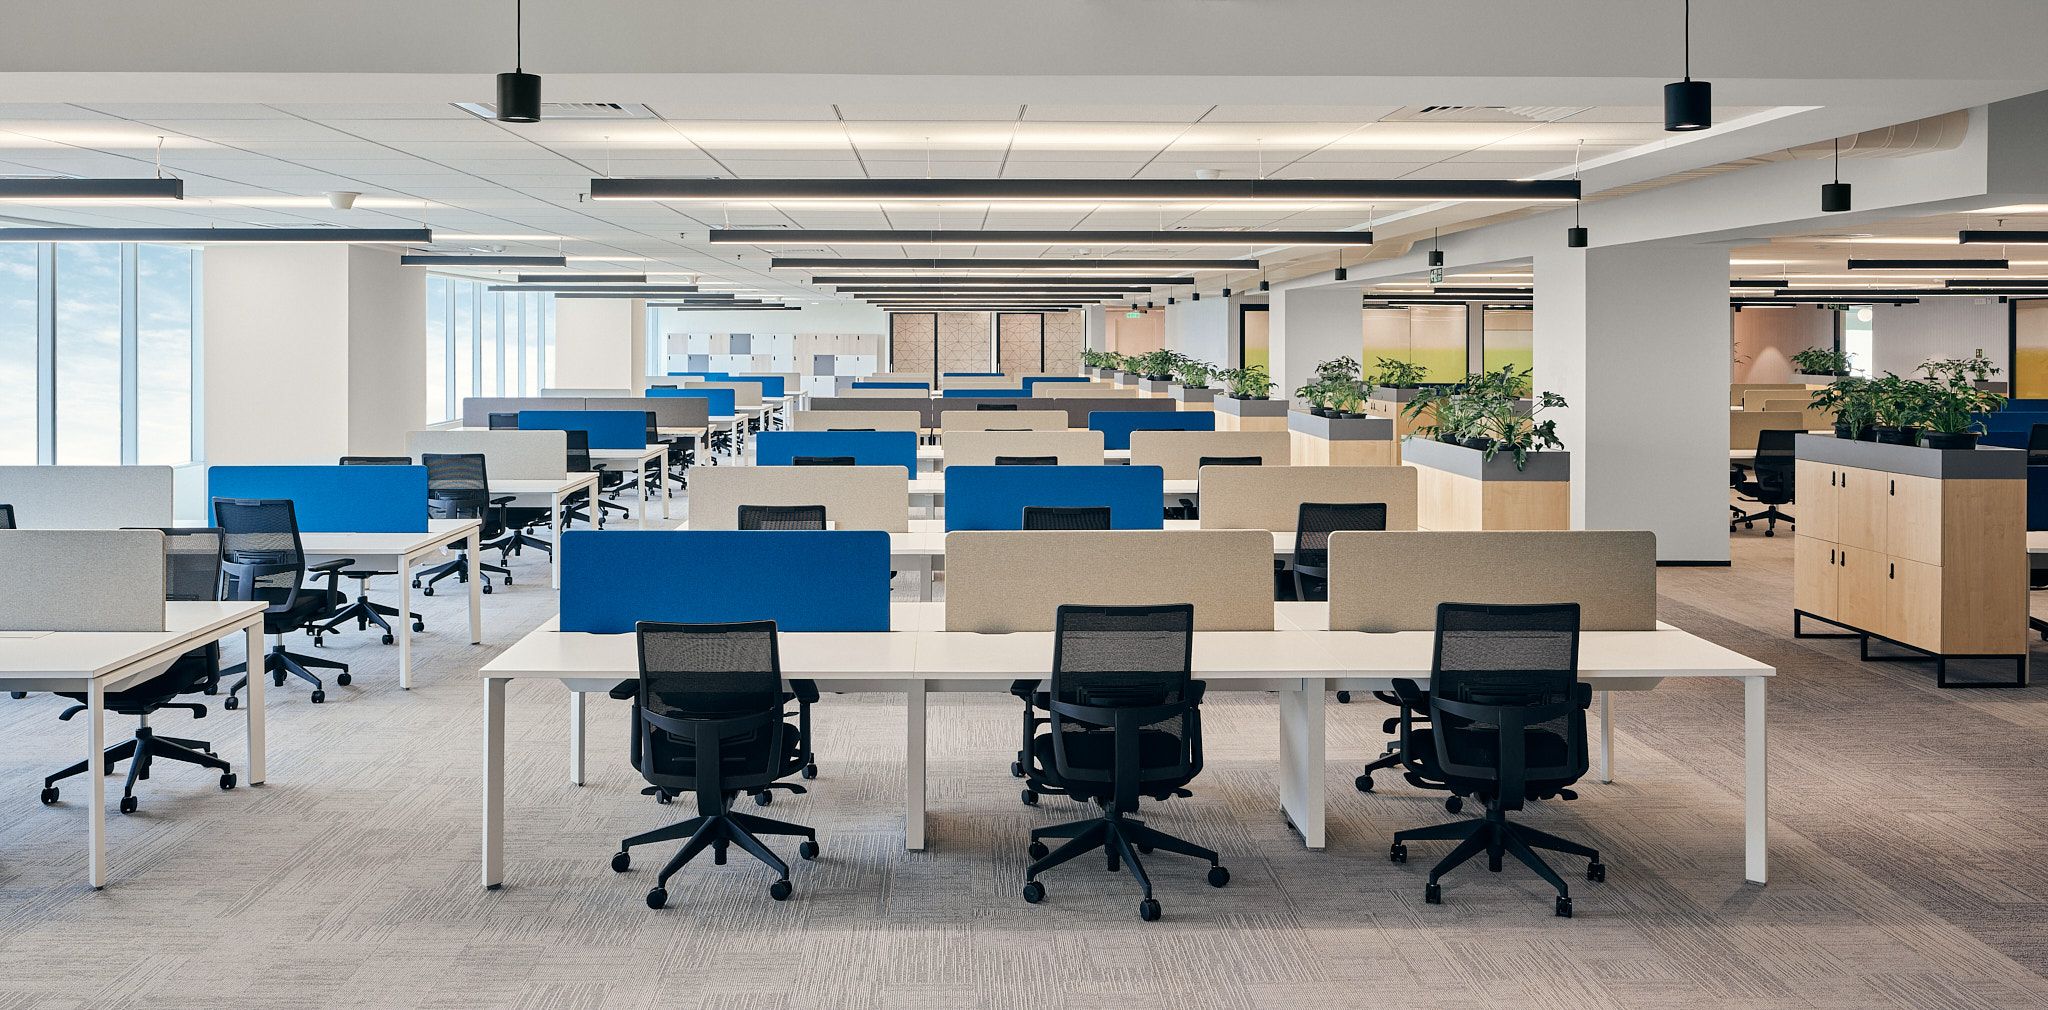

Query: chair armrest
left=1186, top=680, right=1207, bottom=705
left=1391, top=678, right=1429, bottom=708
left=608, top=680, right=638, bottom=700
left=308, top=558, right=354, bottom=574
left=490, top=496, right=516, bottom=506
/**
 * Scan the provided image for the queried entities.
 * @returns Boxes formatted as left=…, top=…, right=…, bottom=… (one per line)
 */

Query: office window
left=453, top=281, right=475, bottom=406
left=1481, top=308, right=1534, bottom=374
left=136, top=245, right=196, bottom=465
left=425, top=276, right=448, bottom=423
left=1363, top=304, right=1466, bottom=381
left=1841, top=304, right=1874, bottom=377
left=481, top=290, right=501, bottom=396
left=0, top=246, right=33, bottom=465
left=54, top=243, right=123, bottom=464
left=422, top=277, right=553, bottom=422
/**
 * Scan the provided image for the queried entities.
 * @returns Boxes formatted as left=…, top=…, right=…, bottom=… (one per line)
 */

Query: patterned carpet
left=2, top=510, right=2046, bottom=1008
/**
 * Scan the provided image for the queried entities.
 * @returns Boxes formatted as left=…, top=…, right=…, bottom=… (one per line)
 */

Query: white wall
left=652, top=302, right=886, bottom=337
left=1271, top=283, right=1362, bottom=405
left=1732, top=305, right=1836, bottom=383
left=345, top=246, right=425, bottom=456
left=1871, top=298, right=2009, bottom=376
left=1164, top=296, right=1229, bottom=365
left=202, top=245, right=353, bottom=464
left=552, top=297, right=646, bottom=391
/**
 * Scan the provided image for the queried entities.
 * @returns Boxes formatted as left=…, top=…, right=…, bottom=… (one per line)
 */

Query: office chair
left=825, top=427, right=876, bottom=432
left=996, top=455, right=1059, bottom=465
left=487, top=412, right=519, bottom=430
left=40, top=528, right=237, bottom=813
left=1020, top=603, right=1228, bottom=921
left=318, top=455, right=425, bottom=644
left=563, top=429, right=628, bottom=527
left=610, top=620, right=819, bottom=909
left=1173, top=455, right=1263, bottom=519
left=214, top=497, right=352, bottom=706
left=735, top=505, right=827, bottom=783
left=792, top=455, right=856, bottom=466
left=1291, top=502, right=1386, bottom=603
left=1388, top=602, right=1602, bottom=917
left=0, top=503, right=12, bottom=528
left=1009, top=504, right=1120, bottom=793
left=2030, top=423, right=2048, bottom=467
left=976, top=403, right=1020, bottom=411
left=410, top=452, right=518, bottom=597
left=1730, top=429, right=1796, bottom=537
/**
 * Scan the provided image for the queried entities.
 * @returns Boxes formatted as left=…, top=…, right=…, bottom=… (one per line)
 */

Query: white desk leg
left=549, top=492, right=565, bottom=589
left=244, top=621, right=267, bottom=785
left=661, top=457, right=674, bottom=519
left=905, top=680, right=927, bottom=851
left=84, top=679, right=107, bottom=889
left=396, top=558, right=415, bottom=691
left=634, top=464, right=649, bottom=529
left=568, top=690, right=586, bottom=786
left=1744, top=675, right=1768, bottom=885
left=1277, top=679, right=1327, bottom=849
left=1598, top=690, right=1613, bottom=784
left=483, top=676, right=507, bottom=889
left=466, top=541, right=483, bottom=645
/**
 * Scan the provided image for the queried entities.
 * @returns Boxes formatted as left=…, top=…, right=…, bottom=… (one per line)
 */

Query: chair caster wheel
left=611, top=851, right=631, bottom=872
left=422, top=587, right=435, bottom=597
left=412, top=579, right=423, bottom=589
left=1424, top=881, right=1442, bottom=904
left=219, top=773, right=237, bottom=791
left=1586, top=861, right=1605, bottom=882
left=312, top=638, right=325, bottom=648
left=39, top=786, right=57, bottom=805
left=1028, top=841, right=1049, bottom=860
left=1021, top=881, right=1045, bottom=904
left=754, top=791, right=773, bottom=807
left=796, top=839, right=820, bottom=861
left=504, top=576, right=514, bottom=586
left=1010, top=760, right=1025, bottom=778
left=1355, top=774, right=1373, bottom=793
left=1764, top=529, right=1774, bottom=538
left=119, top=795, right=138, bottom=815
left=382, top=633, right=395, bottom=645
left=482, top=584, right=493, bottom=595
left=272, top=672, right=287, bottom=687
left=646, top=887, right=667, bottom=909
left=1207, top=866, right=1230, bottom=887
left=1445, top=796, right=1463, bottom=814
left=224, top=696, right=239, bottom=711
left=801, top=763, right=817, bottom=780
left=1138, top=898, right=1161, bottom=921
left=769, top=879, right=793, bottom=901
left=1336, top=691, right=1351, bottom=703
left=655, top=792, right=672, bottom=805
left=1136, top=842, right=1153, bottom=854
left=336, top=672, right=352, bottom=686
left=1020, top=789, right=1038, bottom=807
left=1390, top=843, right=1407, bottom=864
left=1555, top=895, right=1574, bottom=917
left=310, top=690, right=326, bottom=704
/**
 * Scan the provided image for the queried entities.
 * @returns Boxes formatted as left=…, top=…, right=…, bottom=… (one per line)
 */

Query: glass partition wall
left=424, top=274, right=555, bottom=423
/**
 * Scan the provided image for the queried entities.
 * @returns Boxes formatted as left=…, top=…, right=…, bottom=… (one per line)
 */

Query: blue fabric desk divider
left=2000, top=399, right=2048, bottom=413
left=1022, top=376, right=1089, bottom=394
left=559, top=530, right=892, bottom=633
left=518, top=409, right=647, bottom=449
left=944, top=371, right=1004, bottom=377
left=724, top=375, right=785, bottom=398
left=2030, top=467, right=2048, bottom=531
left=942, top=387, right=1028, bottom=397
left=853, top=380, right=929, bottom=390
left=667, top=371, right=730, bottom=379
left=1087, top=409, right=1216, bottom=450
left=207, top=465, right=428, bottom=532
left=755, top=430, right=918, bottom=474
left=1977, top=411, right=2048, bottom=432
left=647, top=387, right=736, bottom=416
left=944, top=465, right=1166, bottom=531
left=1982, top=430, right=2029, bottom=450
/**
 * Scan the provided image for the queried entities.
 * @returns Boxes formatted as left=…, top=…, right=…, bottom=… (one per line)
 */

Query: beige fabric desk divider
left=1326, top=530, right=1658, bottom=632
left=944, top=529, right=1276, bottom=632
left=1732, top=410, right=1806, bottom=451
left=1730, top=382, right=1811, bottom=408
left=0, top=529, right=166, bottom=631
left=1038, top=383, right=1136, bottom=398
left=0, top=465, right=175, bottom=530
left=791, top=409, right=924, bottom=433
left=940, top=429, right=1106, bottom=467
left=943, top=375, right=1024, bottom=389
left=458, top=396, right=585, bottom=428
left=841, top=386, right=930, bottom=398
left=1199, top=465, right=1418, bottom=532
left=938, top=409, right=1069, bottom=432
left=406, top=429, right=567, bottom=481
left=681, top=380, right=765, bottom=409
left=1129, top=430, right=1291, bottom=479
left=686, top=466, right=909, bottom=532
left=1758, top=398, right=1834, bottom=432
left=1741, top=388, right=1819, bottom=412
left=583, top=396, right=712, bottom=428
left=541, top=387, right=631, bottom=397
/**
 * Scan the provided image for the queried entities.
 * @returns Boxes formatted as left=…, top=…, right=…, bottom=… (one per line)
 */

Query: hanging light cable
left=1821, top=137, right=1852, bottom=212
left=495, top=0, right=542, bottom=123
left=1664, top=0, right=1711, bottom=131
left=1567, top=140, right=1589, bottom=247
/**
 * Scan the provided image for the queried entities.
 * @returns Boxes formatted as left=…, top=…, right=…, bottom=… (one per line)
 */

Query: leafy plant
left=1915, top=355, right=2007, bottom=434
left=1294, top=376, right=1333, bottom=412
left=1134, top=349, right=1177, bottom=380
left=1405, top=365, right=1565, bottom=470
left=1314, top=356, right=1363, bottom=383
left=1866, top=373, right=1932, bottom=430
left=1368, top=356, right=1428, bottom=389
left=1922, top=349, right=2001, bottom=386
left=1170, top=356, right=1217, bottom=389
left=1218, top=364, right=1275, bottom=399
left=1809, top=376, right=1875, bottom=437
left=1790, top=345, right=1853, bottom=376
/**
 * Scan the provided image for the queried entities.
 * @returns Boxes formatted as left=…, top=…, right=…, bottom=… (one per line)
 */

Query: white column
left=1534, top=244, right=1730, bottom=562
left=1164, top=296, right=1229, bottom=365
left=552, top=297, right=647, bottom=392
left=1270, top=283, right=1360, bottom=405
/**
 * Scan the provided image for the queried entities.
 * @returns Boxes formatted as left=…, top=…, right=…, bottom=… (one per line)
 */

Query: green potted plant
left=1810, top=376, right=1876, bottom=441
left=1867, top=373, right=1934, bottom=445
left=1133, top=349, right=1176, bottom=381
left=1218, top=364, right=1275, bottom=400
left=1790, top=346, right=1853, bottom=378
left=1404, top=365, right=1563, bottom=470
left=1367, top=357, right=1429, bottom=400
left=1294, top=376, right=1334, bottom=415
left=1915, top=356, right=2008, bottom=450
left=1170, top=356, right=1215, bottom=390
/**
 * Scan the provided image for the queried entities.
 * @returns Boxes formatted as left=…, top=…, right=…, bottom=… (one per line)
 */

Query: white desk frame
left=492, top=474, right=599, bottom=588
left=588, top=444, right=672, bottom=524
left=299, top=518, right=483, bottom=690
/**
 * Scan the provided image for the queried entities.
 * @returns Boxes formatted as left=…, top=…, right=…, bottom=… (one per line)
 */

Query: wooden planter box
left=1364, top=387, right=1430, bottom=461
left=1169, top=384, right=1217, bottom=411
left=1404, top=436, right=1570, bottom=531
left=1288, top=410, right=1397, bottom=465
left=1211, top=395, right=1290, bottom=431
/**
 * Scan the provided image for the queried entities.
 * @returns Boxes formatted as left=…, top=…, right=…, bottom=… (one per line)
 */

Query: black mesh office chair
left=1175, top=455, right=1263, bottom=519
left=1388, top=602, right=1601, bottom=917
left=564, top=429, right=627, bottom=527
left=825, top=427, right=875, bottom=432
left=1008, top=505, right=1118, bottom=791
left=319, top=455, right=425, bottom=644
left=1291, top=502, right=1387, bottom=603
left=1020, top=506, right=1112, bottom=530
left=2029, top=423, right=2048, bottom=466
left=609, top=621, right=818, bottom=909
left=487, top=412, right=519, bottom=430
left=976, top=403, right=1020, bottom=411
left=996, top=455, right=1059, bottom=465
left=792, top=455, right=856, bottom=466
left=1020, top=604, right=1227, bottom=921
left=40, top=528, right=238, bottom=812
left=410, top=452, right=517, bottom=597
left=735, top=506, right=827, bottom=783
left=1731, top=429, right=1797, bottom=536
left=0, top=503, right=12, bottom=528
left=213, top=497, right=351, bottom=705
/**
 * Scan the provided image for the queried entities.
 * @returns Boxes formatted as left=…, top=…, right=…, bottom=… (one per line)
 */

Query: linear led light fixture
left=0, top=178, right=185, bottom=200
left=772, top=257, right=1255, bottom=271
left=514, top=273, right=647, bottom=283
left=710, top=229, right=1371, bottom=247
left=559, top=293, right=764, bottom=302
left=1945, top=277, right=2048, bottom=287
left=594, top=177, right=1579, bottom=204
left=831, top=287, right=1149, bottom=296
left=808, top=275, right=1193, bottom=286
left=1729, top=279, right=1790, bottom=288
left=1771, top=287, right=2041, bottom=298
left=1958, top=230, right=2048, bottom=245
left=882, top=306, right=1075, bottom=312
left=1427, top=287, right=1534, bottom=296
left=1844, top=258, right=2009, bottom=270
left=1736, top=297, right=1918, bottom=307
left=0, top=227, right=433, bottom=243
left=403, top=253, right=566, bottom=267
left=653, top=304, right=799, bottom=311
left=487, top=284, right=700, bottom=293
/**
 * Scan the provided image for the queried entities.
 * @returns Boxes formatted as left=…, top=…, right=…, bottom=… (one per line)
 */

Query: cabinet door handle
left=1829, top=547, right=1836, bottom=564
left=1831, top=471, right=1837, bottom=487
left=1889, top=562, right=1895, bottom=578
left=1889, top=479, right=1895, bottom=496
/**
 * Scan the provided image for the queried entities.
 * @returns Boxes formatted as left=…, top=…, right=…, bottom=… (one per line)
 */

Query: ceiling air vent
left=452, top=101, right=656, bottom=121
left=1382, top=106, right=1574, bottom=123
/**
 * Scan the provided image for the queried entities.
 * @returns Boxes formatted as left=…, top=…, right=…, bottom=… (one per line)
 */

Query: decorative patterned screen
left=997, top=312, right=1044, bottom=372
left=1043, top=311, right=1084, bottom=373
left=937, top=312, right=993, bottom=376
left=889, top=312, right=937, bottom=382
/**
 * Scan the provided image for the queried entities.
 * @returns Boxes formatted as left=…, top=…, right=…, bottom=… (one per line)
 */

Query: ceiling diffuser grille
left=453, top=101, right=655, bottom=120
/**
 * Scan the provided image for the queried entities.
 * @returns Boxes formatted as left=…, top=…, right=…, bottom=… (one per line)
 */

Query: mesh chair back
left=488, top=412, right=519, bottom=429
left=422, top=452, right=504, bottom=537
left=632, top=621, right=788, bottom=788
left=976, top=403, right=1020, bottom=411
left=1198, top=455, right=1263, bottom=469
left=644, top=411, right=659, bottom=443
left=1293, top=501, right=1388, bottom=569
left=340, top=455, right=411, bottom=465
left=738, top=504, right=827, bottom=530
left=2031, top=423, right=2048, bottom=466
left=1048, top=603, right=1198, bottom=789
left=0, top=503, right=12, bottom=529
left=1753, top=429, right=1797, bottom=495
left=565, top=428, right=595, bottom=473
left=213, top=498, right=308, bottom=608
left=1429, top=602, right=1585, bottom=793
left=1022, top=505, right=1112, bottom=530
left=159, top=528, right=225, bottom=602
left=995, top=455, right=1059, bottom=466
left=792, top=455, right=856, bottom=466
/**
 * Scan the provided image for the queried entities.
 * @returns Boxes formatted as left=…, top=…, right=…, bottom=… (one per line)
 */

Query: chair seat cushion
left=1032, top=728, right=1183, bottom=778
left=1410, top=726, right=1572, bottom=787
left=642, top=723, right=803, bottom=782
left=263, top=587, right=344, bottom=630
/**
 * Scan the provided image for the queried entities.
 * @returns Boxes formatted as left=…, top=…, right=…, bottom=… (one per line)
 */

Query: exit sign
left=1429, top=266, right=1444, bottom=283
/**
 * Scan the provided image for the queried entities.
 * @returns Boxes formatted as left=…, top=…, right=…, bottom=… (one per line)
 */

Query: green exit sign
left=1125, top=311, right=1142, bottom=318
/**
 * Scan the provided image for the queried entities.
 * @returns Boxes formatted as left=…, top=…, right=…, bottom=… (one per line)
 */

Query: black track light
left=495, top=0, right=541, bottom=123
left=1168, top=296, right=1176, bottom=305
left=1566, top=145, right=1589, bottom=247
left=1663, top=0, right=1711, bottom=131
left=1821, top=137, right=1851, bottom=212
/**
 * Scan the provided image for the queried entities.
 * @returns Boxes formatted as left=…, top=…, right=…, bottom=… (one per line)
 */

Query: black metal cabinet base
left=1793, top=609, right=2027, bottom=688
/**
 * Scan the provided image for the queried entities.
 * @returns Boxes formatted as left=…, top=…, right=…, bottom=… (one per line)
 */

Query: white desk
left=491, top=474, right=599, bottom=588
left=299, top=518, right=483, bottom=690
left=587, top=444, right=672, bottom=523
left=0, top=601, right=268, bottom=889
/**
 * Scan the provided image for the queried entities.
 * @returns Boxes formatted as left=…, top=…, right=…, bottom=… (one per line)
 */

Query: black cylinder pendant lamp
left=1427, top=230, right=1443, bottom=267
left=496, top=0, right=542, bottom=123
left=1333, top=251, right=1348, bottom=281
left=1663, top=0, right=1711, bottom=131
left=1566, top=144, right=1589, bottom=247
left=1821, top=137, right=1852, bottom=212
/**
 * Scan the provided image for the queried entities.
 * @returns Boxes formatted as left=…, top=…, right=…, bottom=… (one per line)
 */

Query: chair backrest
left=644, top=411, right=659, bottom=441
left=1023, top=505, right=1113, bottom=530
left=340, top=455, right=412, bottom=465
left=1428, top=602, right=1585, bottom=800
left=2028, top=422, right=2048, bottom=466
left=1753, top=429, right=1797, bottom=490
left=1198, top=455, right=1263, bottom=469
left=1047, top=603, right=1199, bottom=794
left=565, top=428, right=594, bottom=472
left=0, top=503, right=12, bottom=529
left=631, top=620, right=789, bottom=792
left=421, top=452, right=503, bottom=536
left=826, top=427, right=876, bottom=432
left=995, top=455, right=1059, bottom=466
left=212, top=497, right=308, bottom=610
left=1293, top=502, right=1387, bottom=569
left=488, top=412, right=519, bottom=429
left=159, top=527, right=225, bottom=602
left=737, top=504, right=827, bottom=530
left=793, top=455, right=856, bottom=466
left=976, top=403, right=1020, bottom=411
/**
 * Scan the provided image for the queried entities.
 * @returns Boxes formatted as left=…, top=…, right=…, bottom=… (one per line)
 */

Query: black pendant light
left=495, top=0, right=542, bottom=123
left=1222, top=287, right=1231, bottom=298
left=1191, top=290, right=1201, bottom=301
left=1334, top=250, right=1348, bottom=281
left=1821, top=138, right=1852, bottom=212
left=1566, top=142, right=1589, bottom=247
left=1427, top=229, right=1444, bottom=268
left=1664, top=0, right=1711, bottom=131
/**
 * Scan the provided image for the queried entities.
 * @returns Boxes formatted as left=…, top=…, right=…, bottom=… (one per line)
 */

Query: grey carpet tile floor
left=1, top=509, right=2047, bottom=1008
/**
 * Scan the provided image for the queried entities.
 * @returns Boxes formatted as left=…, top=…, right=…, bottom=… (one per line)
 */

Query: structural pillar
left=552, top=297, right=647, bottom=392
left=1270, top=282, right=1360, bottom=403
